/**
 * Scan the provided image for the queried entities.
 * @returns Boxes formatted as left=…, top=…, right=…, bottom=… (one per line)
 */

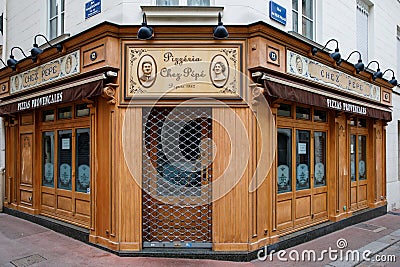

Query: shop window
left=296, top=130, right=310, bottom=190
left=42, top=132, right=55, bottom=187
left=58, top=106, right=72, bottom=119
left=48, top=0, right=65, bottom=40
left=156, top=0, right=210, bottom=5
left=277, top=128, right=292, bottom=193
left=296, top=106, right=310, bottom=120
left=358, top=135, right=367, bottom=180
left=76, top=104, right=90, bottom=117
left=314, top=109, right=327, bottom=122
left=278, top=104, right=292, bottom=117
left=358, top=118, right=367, bottom=128
left=292, top=0, right=314, bottom=40
left=43, top=109, right=55, bottom=122
left=350, top=134, right=367, bottom=181
left=314, top=132, right=326, bottom=187
left=58, top=130, right=72, bottom=190
left=76, top=129, right=90, bottom=193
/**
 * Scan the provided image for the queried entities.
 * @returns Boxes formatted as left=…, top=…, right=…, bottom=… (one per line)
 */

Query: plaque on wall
left=126, top=47, right=241, bottom=98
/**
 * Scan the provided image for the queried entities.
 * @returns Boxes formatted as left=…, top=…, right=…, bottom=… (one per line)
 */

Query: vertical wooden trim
left=110, top=110, right=116, bottom=237
left=90, top=106, right=96, bottom=231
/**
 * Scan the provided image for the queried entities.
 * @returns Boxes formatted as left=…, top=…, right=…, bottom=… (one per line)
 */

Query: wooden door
left=39, top=104, right=91, bottom=227
left=276, top=105, right=329, bottom=233
left=349, top=133, right=368, bottom=210
left=5, top=120, right=18, bottom=206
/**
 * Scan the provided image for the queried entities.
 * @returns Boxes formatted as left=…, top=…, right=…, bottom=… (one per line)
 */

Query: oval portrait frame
left=137, top=54, right=157, bottom=88
left=210, top=54, right=229, bottom=88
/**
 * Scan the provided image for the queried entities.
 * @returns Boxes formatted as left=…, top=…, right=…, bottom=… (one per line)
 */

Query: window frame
left=48, top=0, right=65, bottom=40
left=292, top=0, right=316, bottom=41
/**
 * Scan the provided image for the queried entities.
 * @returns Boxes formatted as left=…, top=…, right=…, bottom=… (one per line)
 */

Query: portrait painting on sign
left=210, top=54, right=229, bottom=88
left=137, top=55, right=157, bottom=88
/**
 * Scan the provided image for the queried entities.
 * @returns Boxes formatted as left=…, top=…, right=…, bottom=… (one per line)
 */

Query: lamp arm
left=366, top=60, right=380, bottom=70
left=0, top=58, right=6, bottom=67
left=345, top=51, right=362, bottom=62
left=10, top=46, right=28, bottom=58
left=34, top=34, right=52, bottom=47
left=321, top=38, right=339, bottom=51
left=382, top=69, right=395, bottom=77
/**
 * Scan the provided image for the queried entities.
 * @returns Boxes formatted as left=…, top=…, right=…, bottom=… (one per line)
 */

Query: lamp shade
left=213, top=13, right=228, bottom=39
left=354, top=60, right=365, bottom=73
left=7, top=55, right=17, bottom=71
left=137, top=13, right=153, bottom=40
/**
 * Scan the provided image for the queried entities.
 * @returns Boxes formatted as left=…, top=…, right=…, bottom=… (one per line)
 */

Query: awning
left=0, top=75, right=104, bottom=115
left=263, top=75, right=392, bottom=121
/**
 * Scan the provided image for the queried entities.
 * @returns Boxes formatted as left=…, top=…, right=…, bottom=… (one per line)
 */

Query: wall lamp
left=137, top=13, right=153, bottom=40
left=7, top=46, right=29, bottom=71
left=311, top=38, right=341, bottom=65
left=382, top=69, right=398, bottom=86
left=366, top=60, right=383, bottom=81
left=31, top=34, right=63, bottom=63
left=341, top=51, right=364, bottom=74
left=213, top=12, right=229, bottom=39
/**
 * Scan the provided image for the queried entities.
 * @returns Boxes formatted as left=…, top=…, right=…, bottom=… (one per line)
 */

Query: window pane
left=156, top=0, right=179, bottom=5
left=43, top=110, right=55, bottom=121
left=187, top=0, right=210, bottom=6
left=292, top=11, right=298, bottom=32
left=358, top=118, right=367, bottom=128
left=58, top=130, right=72, bottom=190
left=292, top=0, right=298, bottom=11
left=296, top=106, right=310, bottom=120
left=76, top=104, right=90, bottom=117
left=296, top=130, right=310, bottom=190
left=350, top=134, right=356, bottom=181
left=58, top=106, right=72, bottom=119
left=278, top=128, right=292, bottom=193
left=76, top=129, right=90, bottom=193
left=42, top=132, right=55, bottom=187
left=358, top=135, right=367, bottom=180
left=302, top=0, right=313, bottom=19
left=278, top=104, right=292, bottom=117
left=61, top=13, right=64, bottom=35
left=314, top=109, right=327, bottom=122
left=314, top=132, right=326, bottom=187
left=49, top=0, right=57, bottom=17
left=50, top=18, right=57, bottom=40
left=61, top=0, right=65, bottom=11
left=302, top=17, right=313, bottom=40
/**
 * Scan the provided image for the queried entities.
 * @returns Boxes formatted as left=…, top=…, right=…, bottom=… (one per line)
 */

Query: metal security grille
left=142, top=107, right=212, bottom=248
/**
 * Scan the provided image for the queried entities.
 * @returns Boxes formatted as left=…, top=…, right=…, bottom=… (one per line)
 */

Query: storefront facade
left=1, top=22, right=392, bottom=259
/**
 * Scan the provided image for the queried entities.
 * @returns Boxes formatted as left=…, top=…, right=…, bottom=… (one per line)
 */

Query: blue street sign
left=269, top=1, right=287, bottom=25
left=85, top=0, right=101, bottom=19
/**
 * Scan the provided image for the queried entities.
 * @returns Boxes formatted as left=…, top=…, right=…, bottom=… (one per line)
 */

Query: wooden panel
left=350, top=186, right=357, bottom=204
left=20, top=134, right=33, bottom=185
left=118, top=107, right=143, bottom=244
left=20, top=113, right=33, bottom=125
left=83, top=44, right=105, bottom=68
left=313, top=192, right=327, bottom=214
left=0, top=79, right=9, bottom=97
left=359, top=184, right=367, bottom=202
left=295, top=196, right=311, bottom=219
left=276, top=199, right=292, bottom=225
left=212, top=107, right=250, bottom=249
left=20, top=190, right=33, bottom=206
left=41, top=192, right=55, bottom=207
left=248, top=36, right=285, bottom=73
left=75, top=199, right=90, bottom=216
left=57, top=195, right=72, bottom=211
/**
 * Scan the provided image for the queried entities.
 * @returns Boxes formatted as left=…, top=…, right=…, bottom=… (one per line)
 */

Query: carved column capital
left=101, top=83, right=118, bottom=105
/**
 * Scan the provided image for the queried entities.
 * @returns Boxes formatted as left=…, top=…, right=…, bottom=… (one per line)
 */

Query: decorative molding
left=249, top=83, right=264, bottom=106
left=102, top=83, right=118, bottom=104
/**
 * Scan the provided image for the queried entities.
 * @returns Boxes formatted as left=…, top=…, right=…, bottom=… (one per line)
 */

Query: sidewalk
left=0, top=212, right=399, bottom=267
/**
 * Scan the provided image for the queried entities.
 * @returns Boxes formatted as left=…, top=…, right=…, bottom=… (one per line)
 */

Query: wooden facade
left=0, top=22, right=391, bottom=254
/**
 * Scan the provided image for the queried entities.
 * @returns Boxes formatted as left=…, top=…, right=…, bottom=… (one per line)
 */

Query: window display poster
left=298, top=143, right=307, bottom=154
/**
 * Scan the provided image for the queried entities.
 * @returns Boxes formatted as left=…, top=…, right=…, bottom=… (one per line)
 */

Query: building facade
left=0, top=0, right=398, bottom=259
